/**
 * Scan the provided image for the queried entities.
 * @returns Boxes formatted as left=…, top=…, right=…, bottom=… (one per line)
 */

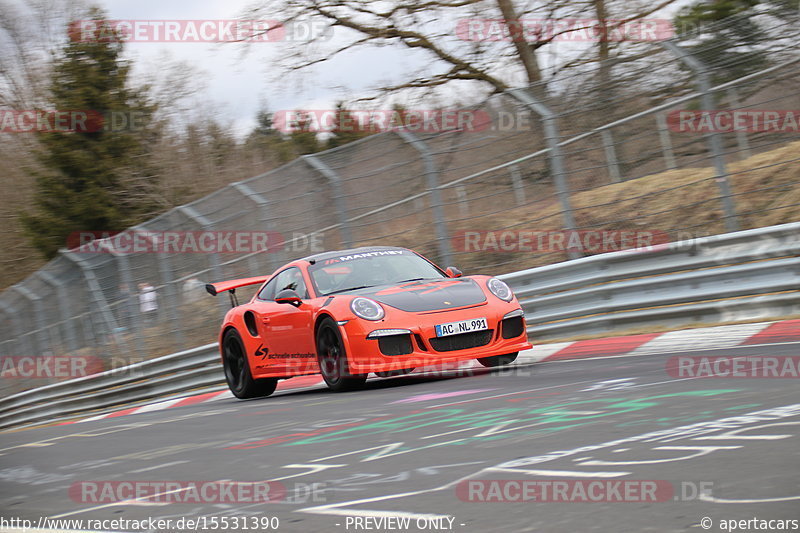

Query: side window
left=267, top=267, right=309, bottom=300
left=256, top=277, right=278, bottom=301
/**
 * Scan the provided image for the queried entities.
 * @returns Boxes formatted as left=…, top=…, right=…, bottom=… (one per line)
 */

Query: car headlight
left=350, top=297, right=385, bottom=321
left=487, top=278, right=514, bottom=302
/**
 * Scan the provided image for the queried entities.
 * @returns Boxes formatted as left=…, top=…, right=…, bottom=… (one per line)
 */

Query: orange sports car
left=206, top=246, right=531, bottom=398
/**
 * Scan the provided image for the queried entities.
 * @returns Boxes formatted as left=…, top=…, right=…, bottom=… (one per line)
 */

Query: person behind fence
left=138, top=282, right=158, bottom=324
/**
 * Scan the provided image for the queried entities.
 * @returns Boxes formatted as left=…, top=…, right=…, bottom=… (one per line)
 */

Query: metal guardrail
left=0, top=344, right=221, bottom=430
left=500, top=222, right=800, bottom=339
left=1, top=222, right=797, bottom=430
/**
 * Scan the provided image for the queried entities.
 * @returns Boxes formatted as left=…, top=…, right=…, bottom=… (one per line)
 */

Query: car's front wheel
left=316, top=318, right=368, bottom=392
left=222, top=329, right=278, bottom=399
left=477, top=352, right=518, bottom=367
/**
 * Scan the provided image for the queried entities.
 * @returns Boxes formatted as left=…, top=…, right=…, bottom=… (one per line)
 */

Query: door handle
left=260, top=316, right=270, bottom=324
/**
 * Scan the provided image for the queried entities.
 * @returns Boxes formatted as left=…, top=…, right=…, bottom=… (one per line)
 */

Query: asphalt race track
left=1, top=342, right=799, bottom=533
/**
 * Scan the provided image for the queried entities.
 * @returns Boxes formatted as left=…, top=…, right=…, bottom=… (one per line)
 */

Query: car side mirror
left=445, top=266, right=462, bottom=278
left=275, top=289, right=302, bottom=306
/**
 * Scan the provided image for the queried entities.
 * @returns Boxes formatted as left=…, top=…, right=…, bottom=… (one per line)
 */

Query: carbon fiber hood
left=358, top=278, right=487, bottom=313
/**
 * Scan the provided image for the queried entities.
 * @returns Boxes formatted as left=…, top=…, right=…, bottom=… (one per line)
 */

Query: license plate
left=435, top=317, right=488, bottom=337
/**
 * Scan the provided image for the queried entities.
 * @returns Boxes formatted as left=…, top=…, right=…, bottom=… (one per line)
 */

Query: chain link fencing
left=1, top=11, right=799, bottom=395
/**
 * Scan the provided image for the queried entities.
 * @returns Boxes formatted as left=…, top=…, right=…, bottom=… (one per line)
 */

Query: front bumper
left=339, top=305, right=532, bottom=373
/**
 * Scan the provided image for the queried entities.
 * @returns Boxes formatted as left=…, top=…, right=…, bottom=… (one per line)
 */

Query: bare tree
left=0, top=0, right=93, bottom=286
left=243, top=0, right=680, bottom=105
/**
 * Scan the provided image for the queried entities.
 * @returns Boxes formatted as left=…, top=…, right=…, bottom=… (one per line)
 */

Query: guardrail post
left=61, top=250, right=120, bottom=348
left=230, top=182, right=286, bottom=273
left=38, top=271, right=79, bottom=353
left=600, top=129, right=621, bottom=182
left=507, top=88, right=580, bottom=259
left=302, top=155, right=353, bottom=247
left=509, top=165, right=526, bottom=206
left=10, top=285, right=50, bottom=356
left=394, top=128, right=453, bottom=266
left=655, top=113, right=678, bottom=170
left=661, top=41, right=739, bottom=232
left=726, top=87, right=752, bottom=161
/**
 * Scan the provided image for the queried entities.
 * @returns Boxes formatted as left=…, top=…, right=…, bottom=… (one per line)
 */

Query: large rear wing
left=205, top=276, right=269, bottom=296
left=206, top=275, right=269, bottom=306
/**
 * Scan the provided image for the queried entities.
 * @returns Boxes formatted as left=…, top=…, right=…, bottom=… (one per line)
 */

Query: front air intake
left=378, top=334, right=414, bottom=356
left=429, top=330, right=493, bottom=352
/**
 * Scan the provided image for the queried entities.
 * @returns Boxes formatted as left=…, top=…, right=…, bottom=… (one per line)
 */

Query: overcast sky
left=97, top=0, right=433, bottom=137
left=94, top=0, right=692, bottom=138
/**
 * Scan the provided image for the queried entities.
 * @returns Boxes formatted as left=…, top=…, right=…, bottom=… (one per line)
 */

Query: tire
left=222, top=329, right=278, bottom=399
left=477, top=352, right=518, bottom=368
left=316, top=318, right=368, bottom=392
left=375, top=368, right=415, bottom=378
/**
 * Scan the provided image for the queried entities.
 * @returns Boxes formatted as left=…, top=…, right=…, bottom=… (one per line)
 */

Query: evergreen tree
left=325, top=102, right=372, bottom=149
left=288, top=111, right=322, bottom=155
left=673, top=0, right=773, bottom=83
left=21, top=10, right=159, bottom=258
left=245, top=109, right=294, bottom=162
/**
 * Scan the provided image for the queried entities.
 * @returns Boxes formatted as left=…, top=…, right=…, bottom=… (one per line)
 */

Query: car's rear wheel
left=375, top=368, right=415, bottom=378
left=477, top=352, right=518, bottom=367
left=222, top=329, right=278, bottom=399
left=316, top=318, right=367, bottom=392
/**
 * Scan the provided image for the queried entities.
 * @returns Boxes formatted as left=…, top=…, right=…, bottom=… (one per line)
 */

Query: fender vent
left=244, top=311, right=259, bottom=337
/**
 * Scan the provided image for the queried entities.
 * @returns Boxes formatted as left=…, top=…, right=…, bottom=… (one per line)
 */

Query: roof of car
left=299, top=246, right=410, bottom=263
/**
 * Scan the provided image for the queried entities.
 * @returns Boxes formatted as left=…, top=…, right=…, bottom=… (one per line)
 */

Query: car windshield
left=308, top=250, right=445, bottom=296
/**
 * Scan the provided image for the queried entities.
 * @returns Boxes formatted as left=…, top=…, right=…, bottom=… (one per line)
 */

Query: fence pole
left=507, top=88, right=580, bottom=259
left=455, top=186, right=469, bottom=218
left=60, top=250, right=120, bottom=349
left=176, top=206, right=229, bottom=321
left=37, top=271, right=79, bottom=353
left=600, top=129, right=622, bottom=182
left=0, top=300, right=34, bottom=358
left=509, top=165, right=526, bottom=206
left=10, top=285, right=49, bottom=356
left=33, top=270, right=65, bottom=352
left=394, top=128, right=453, bottom=266
left=176, top=206, right=223, bottom=282
left=230, top=182, right=286, bottom=273
left=726, top=87, right=753, bottom=160
left=96, top=240, right=145, bottom=360
left=661, top=41, right=739, bottom=232
left=655, top=113, right=678, bottom=170
left=131, top=225, right=185, bottom=351
left=302, top=155, right=353, bottom=247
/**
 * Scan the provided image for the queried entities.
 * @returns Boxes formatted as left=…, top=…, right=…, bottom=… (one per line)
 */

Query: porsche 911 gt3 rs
left=206, top=246, right=531, bottom=398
